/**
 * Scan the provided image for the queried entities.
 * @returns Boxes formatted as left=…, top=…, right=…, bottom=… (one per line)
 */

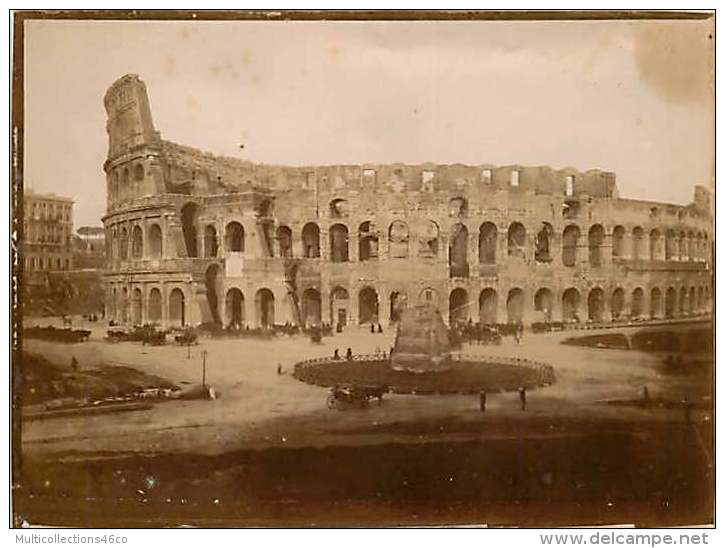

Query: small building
left=23, top=192, right=74, bottom=286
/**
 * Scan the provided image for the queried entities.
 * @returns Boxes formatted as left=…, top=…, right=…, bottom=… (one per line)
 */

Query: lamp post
left=201, top=349, right=208, bottom=390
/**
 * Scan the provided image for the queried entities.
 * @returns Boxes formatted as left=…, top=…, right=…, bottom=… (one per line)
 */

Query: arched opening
left=301, top=288, right=322, bottom=327
left=331, top=286, right=349, bottom=327
left=689, top=287, right=697, bottom=314
left=697, top=287, right=704, bottom=313
left=302, top=223, right=321, bottom=258
left=687, top=231, right=695, bottom=261
left=631, top=288, right=644, bottom=319
left=131, top=225, right=143, bottom=259
left=131, top=288, right=143, bottom=325
left=122, top=168, right=130, bottom=200
left=255, top=288, right=275, bottom=328
left=118, top=288, right=127, bottom=323
left=588, top=288, right=605, bottom=322
left=169, top=288, right=185, bottom=327
left=649, top=229, right=662, bottom=261
left=133, top=163, right=144, bottom=181
left=449, top=288, right=469, bottom=326
left=358, top=221, right=379, bottom=261
left=562, top=288, right=581, bottom=322
left=148, top=288, right=162, bottom=325
left=449, top=223, right=469, bottom=277
left=479, top=289, right=498, bottom=324
left=588, top=224, right=605, bottom=267
left=330, top=224, right=349, bottom=262
left=679, top=287, right=688, bottom=316
left=507, top=288, right=524, bottom=324
left=204, top=264, right=222, bottom=324
left=276, top=226, right=293, bottom=258
left=180, top=203, right=199, bottom=258
left=534, top=223, right=553, bottom=263
left=612, top=226, right=626, bottom=258
left=611, top=288, right=625, bottom=320
left=390, top=291, right=407, bottom=322
left=650, top=287, right=663, bottom=319
left=664, top=229, right=676, bottom=260
left=632, top=227, right=645, bottom=260
left=418, top=220, right=440, bottom=258
left=665, top=287, right=676, bottom=319
left=148, top=224, right=163, bottom=258
left=358, top=286, right=379, bottom=324
left=119, top=227, right=129, bottom=261
left=450, top=196, right=468, bottom=217
left=562, top=225, right=580, bottom=267
left=507, top=222, right=526, bottom=258
left=204, top=225, right=218, bottom=258
left=678, top=232, right=686, bottom=261
left=479, top=222, right=498, bottom=264
left=419, top=287, right=439, bottom=308
left=388, top=220, right=410, bottom=258
left=225, top=288, right=245, bottom=327
left=329, top=198, right=349, bottom=218
left=534, top=288, right=554, bottom=322
left=225, top=221, right=245, bottom=253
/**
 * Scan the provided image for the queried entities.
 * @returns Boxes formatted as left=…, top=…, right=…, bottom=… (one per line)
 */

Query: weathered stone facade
left=102, top=74, right=713, bottom=329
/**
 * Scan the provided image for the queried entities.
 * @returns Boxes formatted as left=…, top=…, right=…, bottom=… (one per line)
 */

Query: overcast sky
left=24, top=17, right=713, bottom=228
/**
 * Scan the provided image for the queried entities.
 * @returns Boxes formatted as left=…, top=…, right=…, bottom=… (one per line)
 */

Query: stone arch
left=449, top=223, right=469, bottom=277
left=389, top=290, right=407, bottom=322
left=650, top=287, right=663, bottom=319
left=449, top=287, right=469, bottom=325
left=255, top=288, right=275, bottom=327
left=204, top=225, right=218, bottom=258
left=169, top=287, right=185, bottom=327
left=331, top=286, right=350, bottom=327
left=119, top=227, right=129, bottom=261
left=418, top=220, right=440, bottom=258
left=225, top=288, right=245, bottom=327
left=133, top=163, right=144, bottom=181
left=612, top=226, right=626, bottom=258
left=358, top=221, right=379, bottom=261
left=664, top=287, right=676, bottom=318
left=534, top=288, right=554, bottom=322
left=330, top=223, right=349, bottom=262
left=180, top=203, right=199, bottom=258
left=276, top=225, right=293, bottom=258
left=631, top=288, right=644, bottom=318
left=225, top=221, right=245, bottom=253
left=419, top=287, right=439, bottom=308
left=588, top=224, right=605, bottom=267
left=534, top=222, right=554, bottom=263
left=148, top=287, right=162, bottom=325
left=131, top=288, right=143, bottom=325
left=479, top=288, right=498, bottom=324
left=562, top=225, right=580, bottom=267
left=687, top=231, right=695, bottom=261
left=122, top=168, right=130, bottom=200
left=479, top=222, right=498, bottom=264
left=131, top=225, right=143, bottom=259
left=506, top=288, right=525, bottom=324
left=329, top=198, right=349, bottom=218
left=689, top=286, right=697, bottom=314
left=632, top=226, right=645, bottom=260
left=205, top=264, right=223, bottom=324
left=302, top=287, right=322, bottom=327
left=611, top=288, right=625, bottom=320
left=358, top=286, right=379, bottom=324
left=562, top=287, right=581, bottom=322
left=507, top=222, right=526, bottom=258
left=678, top=231, right=686, bottom=261
left=302, top=222, right=321, bottom=258
left=679, top=286, right=688, bottom=316
left=587, top=287, right=605, bottom=322
left=665, top=229, right=677, bottom=260
left=388, top=220, right=410, bottom=258
left=148, top=223, right=163, bottom=258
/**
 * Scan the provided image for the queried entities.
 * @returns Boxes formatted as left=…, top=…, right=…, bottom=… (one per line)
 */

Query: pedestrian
left=277, top=363, right=283, bottom=375
left=370, top=323, right=375, bottom=334
left=377, top=323, right=383, bottom=334
left=346, top=347, right=353, bottom=361
left=390, top=345, right=394, bottom=357
left=642, top=385, right=651, bottom=407
left=333, top=348, right=340, bottom=360
left=479, top=390, right=487, bottom=413
left=375, top=346, right=381, bottom=357
left=519, top=386, right=527, bottom=411
left=70, top=356, right=79, bottom=372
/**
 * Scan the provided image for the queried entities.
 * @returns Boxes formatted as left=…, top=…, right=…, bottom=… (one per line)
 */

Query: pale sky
left=24, top=17, right=714, bottom=228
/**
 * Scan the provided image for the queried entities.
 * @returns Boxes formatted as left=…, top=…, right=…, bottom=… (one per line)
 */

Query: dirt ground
left=19, top=319, right=712, bottom=457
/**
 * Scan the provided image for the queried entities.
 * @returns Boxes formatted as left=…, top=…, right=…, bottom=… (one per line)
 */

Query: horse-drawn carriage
left=326, top=384, right=388, bottom=410
left=174, top=329, right=198, bottom=346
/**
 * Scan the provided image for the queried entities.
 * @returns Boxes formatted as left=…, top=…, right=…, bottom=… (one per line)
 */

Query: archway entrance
left=611, top=288, right=625, bottom=320
left=169, top=288, right=185, bottom=327
left=148, top=288, right=162, bottom=324
left=255, top=288, right=275, bottom=327
left=358, top=286, right=379, bottom=324
left=449, top=288, right=469, bottom=326
left=181, top=203, right=199, bottom=257
left=588, top=288, right=605, bottom=322
left=562, top=288, right=581, bottom=322
left=665, top=287, right=676, bottom=319
left=205, top=264, right=222, bottom=324
left=479, top=289, right=498, bottom=324
left=390, top=291, right=407, bottom=322
left=302, top=288, right=322, bottom=327
left=331, top=286, right=349, bottom=327
left=650, top=288, right=662, bottom=319
left=225, top=288, right=245, bottom=327
left=631, top=288, right=644, bottom=319
left=534, top=288, right=554, bottom=322
left=131, top=288, right=143, bottom=325
left=507, top=288, right=524, bottom=324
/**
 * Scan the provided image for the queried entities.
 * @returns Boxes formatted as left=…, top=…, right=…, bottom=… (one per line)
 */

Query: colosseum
left=102, top=74, right=713, bottom=330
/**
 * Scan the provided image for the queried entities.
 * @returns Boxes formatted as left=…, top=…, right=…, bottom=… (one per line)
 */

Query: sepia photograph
left=10, top=9, right=715, bottom=529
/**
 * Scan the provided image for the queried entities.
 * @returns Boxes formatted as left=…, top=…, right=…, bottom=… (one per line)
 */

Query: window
left=510, top=170, right=520, bottom=187
left=481, top=169, right=492, bottom=184
left=426, top=290, right=433, bottom=302
left=422, top=170, right=435, bottom=192
left=565, top=175, right=574, bottom=197
left=362, top=169, right=376, bottom=178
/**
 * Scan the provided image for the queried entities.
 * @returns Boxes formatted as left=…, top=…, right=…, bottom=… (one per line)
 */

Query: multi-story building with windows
left=23, top=192, right=74, bottom=286
left=102, top=74, right=713, bottom=328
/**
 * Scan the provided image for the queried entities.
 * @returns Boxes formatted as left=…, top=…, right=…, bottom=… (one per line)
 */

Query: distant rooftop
left=25, top=191, right=74, bottom=203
